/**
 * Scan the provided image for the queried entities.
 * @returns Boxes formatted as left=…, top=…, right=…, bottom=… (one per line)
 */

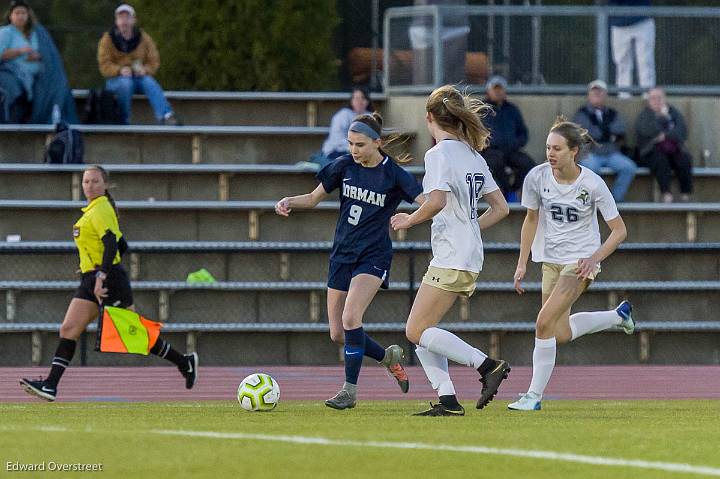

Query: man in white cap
left=572, top=79, right=637, bottom=202
left=97, top=3, right=178, bottom=125
left=481, top=75, right=535, bottom=201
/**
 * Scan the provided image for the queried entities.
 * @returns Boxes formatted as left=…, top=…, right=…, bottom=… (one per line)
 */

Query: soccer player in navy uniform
left=275, top=112, right=424, bottom=409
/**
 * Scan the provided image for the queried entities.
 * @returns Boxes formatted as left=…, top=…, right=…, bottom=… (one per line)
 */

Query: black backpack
left=45, top=122, right=84, bottom=164
left=84, top=88, right=123, bottom=124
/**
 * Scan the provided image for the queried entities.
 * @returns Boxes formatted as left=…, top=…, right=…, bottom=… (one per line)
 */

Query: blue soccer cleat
left=616, top=300, right=635, bottom=335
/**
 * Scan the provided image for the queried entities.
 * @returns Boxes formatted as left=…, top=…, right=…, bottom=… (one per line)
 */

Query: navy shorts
left=327, top=259, right=390, bottom=292
left=74, top=264, right=134, bottom=308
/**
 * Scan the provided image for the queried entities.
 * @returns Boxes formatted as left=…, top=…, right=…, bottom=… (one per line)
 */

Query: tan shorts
left=541, top=262, right=601, bottom=296
left=422, top=266, right=479, bottom=297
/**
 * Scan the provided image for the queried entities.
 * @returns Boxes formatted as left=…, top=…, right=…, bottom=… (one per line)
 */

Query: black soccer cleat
left=476, top=360, right=511, bottom=409
left=180, top=352, right=199, bottom=389
left=413, top=402, right=465, bottom=417
left=19, top=378, right=56, bottom=402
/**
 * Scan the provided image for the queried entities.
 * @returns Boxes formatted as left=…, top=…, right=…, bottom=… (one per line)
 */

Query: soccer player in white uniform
left=391, top=85, right=511, bottom=416
left=509, top=118, right=635, bottom=411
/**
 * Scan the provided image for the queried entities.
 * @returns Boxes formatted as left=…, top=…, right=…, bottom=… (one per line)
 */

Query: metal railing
left=384, top=5, right=720, bottom=94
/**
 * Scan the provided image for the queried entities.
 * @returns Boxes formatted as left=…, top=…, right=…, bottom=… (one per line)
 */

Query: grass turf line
left=0, top=400, right=718, bottom=479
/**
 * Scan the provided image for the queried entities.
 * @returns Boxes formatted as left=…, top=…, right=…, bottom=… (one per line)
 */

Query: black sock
left=46, top=338, right=76, bottom=388
left=439, top=394, right=461, bottom=410
left=150, top=338, right=188, bottom=370
left=477, top=357, right=499, bottom=376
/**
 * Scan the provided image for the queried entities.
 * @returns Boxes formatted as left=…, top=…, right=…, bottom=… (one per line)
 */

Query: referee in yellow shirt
left=20, top=166, right=198, bottom=401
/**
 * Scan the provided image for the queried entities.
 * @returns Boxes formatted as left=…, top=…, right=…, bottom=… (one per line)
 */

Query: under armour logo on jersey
left=543, top=188, right=551, bottom=193
left=431, top=276, right=440, bottom=283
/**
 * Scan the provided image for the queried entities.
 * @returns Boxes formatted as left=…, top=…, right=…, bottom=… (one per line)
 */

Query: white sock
left=419, top=327, right=488, bottom=369
left=528, top=337, right=556, bottom=397
left=415, top=346, right=456, bottom=396
left=569, top=310, right=621, bottom=341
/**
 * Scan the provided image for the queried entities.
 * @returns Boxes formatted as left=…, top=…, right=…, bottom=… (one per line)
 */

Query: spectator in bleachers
left=482, top=75, right=535, bottom=201
left=573, top=80, right=637, bottom=202
left=609, top=0, right=656, bottom=98
left=97, top=4, right=178, bottom=125
left=316, top=87, right=373, bottom=166
left=0, top=0, right=77, bottom=124
left=635, top=87, right=692, bottom=203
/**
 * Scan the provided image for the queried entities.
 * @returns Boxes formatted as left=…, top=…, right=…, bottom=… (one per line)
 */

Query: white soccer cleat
left=507, top=391, right=542, bottom=411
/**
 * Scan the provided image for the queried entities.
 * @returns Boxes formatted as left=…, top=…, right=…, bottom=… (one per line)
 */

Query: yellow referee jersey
left=73, top=195, right=123, bottom=273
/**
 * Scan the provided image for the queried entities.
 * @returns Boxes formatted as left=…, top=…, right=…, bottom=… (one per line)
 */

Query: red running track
left=1, top=366, right=719, bottom=403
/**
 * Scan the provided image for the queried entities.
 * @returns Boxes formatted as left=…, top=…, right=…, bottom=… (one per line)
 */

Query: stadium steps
left=0, top=279, right=717, bottom=326
left=71, top=90, right=386, bottom=127
left=0, top=200, right=717, bottom=242
left=1, top=319, right=717, bottom=367
left=0, top=241, right=718, bottom=282
left=0, top=164, right=718, bottom=202
left=0, top=124, right=332, bottom=165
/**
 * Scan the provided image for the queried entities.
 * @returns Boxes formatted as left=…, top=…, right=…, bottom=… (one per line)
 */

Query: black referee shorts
left=74, top=264, right=134, bottom=308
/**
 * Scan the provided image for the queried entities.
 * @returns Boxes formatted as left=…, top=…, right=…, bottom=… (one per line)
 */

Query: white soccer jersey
left=423, top=139, right=499, bottom=273
left=522, top=163, right=620, bottom=264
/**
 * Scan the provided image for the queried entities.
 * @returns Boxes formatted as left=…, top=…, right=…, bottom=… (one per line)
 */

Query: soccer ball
left=237, top=373, right=280, bottom=411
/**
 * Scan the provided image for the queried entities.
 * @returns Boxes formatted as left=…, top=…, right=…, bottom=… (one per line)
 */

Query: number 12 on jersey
left=466, top=173, right=485, bottom=220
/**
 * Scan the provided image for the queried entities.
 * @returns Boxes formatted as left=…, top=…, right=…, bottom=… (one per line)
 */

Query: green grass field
left=1, top=400, right=719, bottom=479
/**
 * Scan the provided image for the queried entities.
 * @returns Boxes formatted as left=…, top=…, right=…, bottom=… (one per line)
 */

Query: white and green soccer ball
left=237, top=373, right=280, bottom=411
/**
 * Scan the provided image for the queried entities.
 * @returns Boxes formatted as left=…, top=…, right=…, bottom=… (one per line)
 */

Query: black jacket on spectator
left=635, top=105, right=688, bottom=158
left=483, top=98, right=529, bottom=154
left=573, top=105, right=626, bottom=156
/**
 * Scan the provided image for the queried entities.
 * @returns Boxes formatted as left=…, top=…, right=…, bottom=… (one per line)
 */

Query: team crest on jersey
left=576, top=189, right=590, bottom=205
left=73, top=226, right=80, bottom=238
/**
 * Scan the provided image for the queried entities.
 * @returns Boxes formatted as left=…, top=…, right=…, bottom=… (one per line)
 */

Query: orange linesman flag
left=95, top=306, right=163, bottom=355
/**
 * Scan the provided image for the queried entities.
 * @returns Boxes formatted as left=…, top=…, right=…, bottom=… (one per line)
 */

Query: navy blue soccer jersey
left=316, top=154, right=423, bottom=265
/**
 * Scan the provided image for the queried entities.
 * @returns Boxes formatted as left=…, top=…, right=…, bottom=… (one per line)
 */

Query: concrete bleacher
left=0, top=124, right=331, bottom=165
left=72, top=90, right=385, bottom=127
left=0, top=91, right=717, bottom=367
left=0, top=200, right=718, bottom=243
left=0, top=164, right=719, bottom=202
left=1, top=240, right=719, bottom=367
left=1, top=241, right=718, bottom=283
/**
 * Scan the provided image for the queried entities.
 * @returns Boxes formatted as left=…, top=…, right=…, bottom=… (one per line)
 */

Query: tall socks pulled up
left=363, top=333, right=385, bottom=362
left=528, top=337, right=556, bottom=397
left=419, top=327, right=488, bottom=368
left=343, top=327, right=366, bottom=385
left=46, top=338, right=76, bottom=388
left=415, top=345, right=455, bottom=396
left=569, top=310, right=621, bottom=341
left=150, top=338, right=187, bottom=371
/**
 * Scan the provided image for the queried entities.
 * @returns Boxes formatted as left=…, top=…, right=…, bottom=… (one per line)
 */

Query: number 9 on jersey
left=348, top=205, right=363, bottom=225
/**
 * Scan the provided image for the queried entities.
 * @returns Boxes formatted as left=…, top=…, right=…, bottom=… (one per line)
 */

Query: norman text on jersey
left=342, top=183, right=386, bottom=207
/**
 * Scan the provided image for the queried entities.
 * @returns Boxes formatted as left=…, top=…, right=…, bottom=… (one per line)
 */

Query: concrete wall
left=2, top=249, right=718, bottom=282
left=1, top=330, right=718, bottom=366
left=76, top=98, right=376, bottom=127
left=387, top=94, right=720, bottom=167
left=1, top=207, right=717, bottom=242
left=3, top=170, right=720, bottom=202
